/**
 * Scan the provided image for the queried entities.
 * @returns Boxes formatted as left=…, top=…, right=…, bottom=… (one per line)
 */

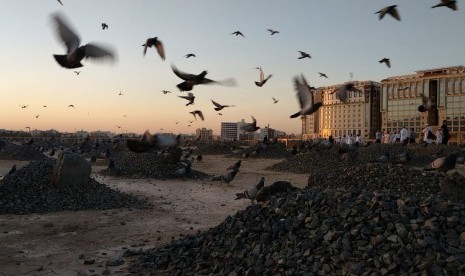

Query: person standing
left=375, top=130, right=382, bottom=143
left=441, top=120, right=450, bottom=145
left=383, top=130, right=391, bottom=144
left=409, top=128, right=416, bottom=144
left=436, top=128, right=443, bottom=145
left=422, top=124, right=433, bottom=144
left=400, top=126, right=409, bottom=145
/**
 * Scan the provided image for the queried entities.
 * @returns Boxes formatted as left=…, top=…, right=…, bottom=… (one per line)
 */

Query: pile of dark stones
left=224, top=142, right=291, bottom=159
left=0, top=158, right=148, bottom=215
left=125, top=187, right=465, bottom=275
left=0, top=140, right=47, bottom=161
left=99, top=148, right=210, bottom=180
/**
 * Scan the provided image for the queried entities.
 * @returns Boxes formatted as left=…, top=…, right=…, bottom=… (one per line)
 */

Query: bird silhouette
left=432, top=0, right=457, bottom=10
left=51, top=13, right=115, bottom=69
left=218, top=113, right=223, bottom=116
left=189, top=120, right=194, bottom=124
left=290, top=74, right=323, bottom=118
left=116, top=125, right=121, bottom=129
left=255, top=67, right=272, bottom=87
left=375, top=5, right=400, bottom=21
left=318, top=72, right=329, bottom=79
left=298, top=51, right=311, bottom=59
left=211, top=100, right=234, bottom=111
left=178, top=92, right=195, bottom=106
left=331, top=83, right=362, bottom=103
left=231, top=31, right=245, bottom=37
left=267, top=29, right=279, bottom=35
left=379, top=58, right=391, bottom=68
left=272, top=97, right=279, bottom=104
left=190, top=110, right=204, bottom=121
left=142, top=37, right=165, bottom=60
left=57, top=0, right=63, bottom=5
left=185, top=53, right=196, bottom=58
left=19, top=105, right=28, bottom=109
left=101, top=23, right=108, bottom=30
left=171, top=64, right=236, bottom=92
left=43, top=105, right=47, bottom=108
left=211, top=168, right=239, bottom=185
left=227, top=160, right=242, bottom=171
left=418, top=94, right=436, bottom=112
left=74, top=71, right=80, bottom=75
left=68, top=104, right=75, bottom=108
left=235, top=177, right=265, bottom=204
left=35, top=115, right=40, bottom=118
left=162, top=90, right=171, bottom=94
left=241, top=116, right=260, bottom=132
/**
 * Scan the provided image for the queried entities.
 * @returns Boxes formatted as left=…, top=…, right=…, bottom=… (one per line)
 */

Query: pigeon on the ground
left=318, top=72, right=328, bottom=78
left=241, top=116, right=260, bottom=132
left=190, top=110, right=204, bottom=121
left=424, top=152, right=460, bottom=173
left=142, top=37, right=165, bottom=60
left=231, top=31, right=245, bottom=37
left=172, top=162, right=191, bottom=178
left=432, top=0, right=457, bottom=10
left=101, top=23, right=108, bottom=30
left=226, top=160, right=241, bottom=171
left=379, top=58, right=391, bottom=68
left=255, top=181, right=295, bottom=202
left=331, top=83, right=362, bottom=103
left=272, top=97, right=279, bottom=104
left=235, top=177, right=265, bottom=204
left=171, top=64, right=236, bottom=92
left=298, top=51, right=311, bottom=59
left=196, top=155, right=203, bottom=162
left=418, top=94, right=436, bottom=112
left=255, top=67, right=272, bottom=87
left=375, top=5, right=400, bottom=21
left=185, top=53, right=196, bottom=58
left=211, top=100, right=234, bottom=111
left=51, top=13, right=115, bottom=69
left=178, top=92, right=195, bottom=106
left=267, top=29, right=279, bottom=35
left=211, top=168, right=239, bottom=185
left=290, top=74, right=323, bottom=118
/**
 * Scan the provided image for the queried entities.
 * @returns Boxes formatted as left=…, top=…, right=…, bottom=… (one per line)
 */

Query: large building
left=221, top=122, right=239, bottom=141
left=302, top=80, right=381, bottom=140
left=196, top=128, right=213, bottom=143
left=380, top=66, right=465, bottom=144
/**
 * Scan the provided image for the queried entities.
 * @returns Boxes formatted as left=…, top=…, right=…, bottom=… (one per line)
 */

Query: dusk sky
left=1, top=1, right=464, bottom=135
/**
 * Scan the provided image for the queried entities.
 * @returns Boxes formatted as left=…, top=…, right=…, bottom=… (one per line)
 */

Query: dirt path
left=0, top=156, right=308, bottom=276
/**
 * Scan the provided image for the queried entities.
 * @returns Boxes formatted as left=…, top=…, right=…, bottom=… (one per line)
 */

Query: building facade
left=302, top=80, right=381, bottom=140
left=196, top=128, right=213, bottom=143
left=221, top=122, right=239, bottom=141
left=380, top=66, right=465, bottom=144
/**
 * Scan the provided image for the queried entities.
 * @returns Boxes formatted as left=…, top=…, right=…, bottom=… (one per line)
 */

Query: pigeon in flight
left=162, top=90, right=171, bottom=94
left=318, top=72, right=329, bottom=79
left=231, top=31, right=245, bottom=37
left=20, top=105, right=28, bottom=109
left=272, top=97, right=279, bottom=104
left=142, top=37, right=165, bottom=61
left=267, top=29, right=279, bottom=35
left=255, top=67, right=272, bottom=87
left=241, top=116, right=260, bottom=132
left=51, top=13, right=116, bottom=69
left=331, top=83, right=362, bottom=103
left=235, top=177, right=265, bottom=204
left=118, top=91, right=124, bottom=96
left=211, top=100, right=234, bottom=111
left=375, top=5, right=400, bottom=21
left=68, top=104, right=75, bottom=108
left=185, top=53, right=196, bottom=58
left=432, top=0, right=457, bottom=10
left=218, top=113, right=223, bottom=116
left=116, top=126, right=121, bottom=129
left=126, top=131, right=181, bottom=153
left=101, top=23, right=108, bottom=30
left=298, top=51, right=311, bottom=59
left=74, top=71, right=80, bottom=75
left=290, top=74, right=323, bottom=118
left=424, top=152, right=460, bottom=173
left=178, top=92, right=195, bottom=106
left=43, top=105, right=47, bottom=108
left=57, top=0, right=63, bottom=5
left=418, top=94, right=436, bottom=112
left=379, top=58, right=391, bottom=68
left=35, top=115, right=40, bottom=118
left=190, top=110, right=204, bottom=121
left=211, top=168, right=239, bottom=185
left=171, top=64, right=236, bottom=92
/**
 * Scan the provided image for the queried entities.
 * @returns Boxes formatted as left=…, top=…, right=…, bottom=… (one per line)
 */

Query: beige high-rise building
left=302, top=80, right=381, bottom=140
left=196, top=127, right=213, bottom=143
left=380, top=66, right=465, bottom=144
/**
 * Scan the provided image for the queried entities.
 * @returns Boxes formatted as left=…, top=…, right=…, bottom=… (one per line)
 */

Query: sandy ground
left=0, top=156, right=308, bottom=276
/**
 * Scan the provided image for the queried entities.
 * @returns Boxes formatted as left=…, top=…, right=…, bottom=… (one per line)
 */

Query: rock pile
left=0, top=140, right=47, bottom=161
left=0, top=158, right=148, bottom=215
left=224, top=142, right=291, bottom=159
left=125, top=187, right=465, bottom=275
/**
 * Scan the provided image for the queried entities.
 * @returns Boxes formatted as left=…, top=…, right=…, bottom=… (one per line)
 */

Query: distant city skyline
left=1, top=1, right=464, bottom=135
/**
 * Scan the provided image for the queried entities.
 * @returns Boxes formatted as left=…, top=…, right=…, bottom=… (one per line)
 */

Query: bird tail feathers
left=290, top=112, right=301, bottom=118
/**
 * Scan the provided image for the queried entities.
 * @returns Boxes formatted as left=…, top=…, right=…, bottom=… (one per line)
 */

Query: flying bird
left=43, top=105, right=47, bottom=108
left=189, top=120, right=194, bottom=124
left=318, top=72, right=329, bottom=79
left=267, top=29, right=279, bottom=35
left=375, top=5, right=401, bottom=21
left=178, top=92, right=195, bottom=106
left=162, top=90, right=171, bottom=94
left=68, top=104, right=75, bottom=108
left=19, top=105, right=28, bottom=109
left=142, top=37, right=165, bottom=60
left=35, top=115, right=40, bottom=118
left=185, top=53, right=196, bottom=58
left=290, top=74, right=323, bottom=118
left=171, top=64, right=236, bottom=92
left=51, top=13, right=116, bottom=69
left=101, top=23, right=108, bottom=30
left=432, top=0, right=457, bottom=10
left=235, top=177, right=265, bottom=204
left=116, top=126, right=121, bottom=129
left=56, top=0, right=63, bottom=5
left=298, top=51, right=311, bottom=59
left=331, top=83, right=362, bottom=103
left=190, top=110, right=204, bottom=121
left=272, top=97, right=279, bottom=104
left=241, top=116, right=260, bottom=132
left=379, top=58, right=391, bottom=68
left=231, top=31, right=245, bottom=37
left=218, top=113, right=223, bottom=116
left=74, top=71, right=80, bottom=75
left=211, top=100, right=234, bottom=111
left=255, top=67, right=272, bottom=87
left=418, top=94, right=436, bottom=112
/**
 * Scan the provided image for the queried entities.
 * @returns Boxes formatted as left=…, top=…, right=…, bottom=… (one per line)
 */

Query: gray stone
left=440, top=172, right=465, bottom=198
left=51, top=151, right=91, bottom=187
